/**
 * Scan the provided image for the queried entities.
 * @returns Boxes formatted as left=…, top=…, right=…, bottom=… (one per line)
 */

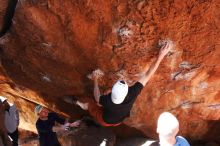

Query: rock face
left=0, top=0, right=18, bottom=37
left=0, top=0, right=219, bottom=144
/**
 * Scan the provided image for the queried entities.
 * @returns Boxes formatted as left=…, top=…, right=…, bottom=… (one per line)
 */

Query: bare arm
left=94, top=77, right=101, bottom=103
left=138, top=43, right=171, bottom=86
left=88, top=69, right=103, bottom=104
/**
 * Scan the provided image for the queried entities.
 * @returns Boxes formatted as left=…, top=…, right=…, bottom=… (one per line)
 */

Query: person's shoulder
left=176, top=136, right=188, bottom=141
left=9, top=103, right=17, bottom=111
left=136, top=82, right=144, bottom=88
left=176, top=136, right=190, bottom=146
left=100, top=93, right=111, bottom=103
left=10, top=103, right=16, bottom=108
left=36, top=118, right=41, bottom=125
left=49, top=112, right=61, bottom=120
left=48, top=112, right=57, bottom=117
left=128, top=82, right=144, bottom=95
left=130, top=82, right=144, bottom=89
left=101, top=92, right=111, bottom=98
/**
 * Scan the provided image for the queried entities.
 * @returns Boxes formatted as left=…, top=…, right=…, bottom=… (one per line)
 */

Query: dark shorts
left=88, top=103, right=121, bottom=127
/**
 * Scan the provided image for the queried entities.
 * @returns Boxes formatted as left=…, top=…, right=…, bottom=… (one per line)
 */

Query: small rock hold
left=137, top=1, right=145, bottom=10
left=41, top=75, right=52, bottom=82
left=199, top=82, right=208, bottom=89
left=0, top=35, right=9, bottom=44
left=118, top=27, right=133, bottom=38
left=41, top=42, right=53, bottom=48
left=87, top=69, right=104, bottom=80
left=179, top=61, right=193, bottom=69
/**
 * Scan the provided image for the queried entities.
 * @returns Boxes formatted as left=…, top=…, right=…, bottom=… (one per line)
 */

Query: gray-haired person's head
left=157, top=112, right=179, bottom=139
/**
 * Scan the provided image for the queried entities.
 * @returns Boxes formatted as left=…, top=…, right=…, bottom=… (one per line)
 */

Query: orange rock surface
left=0, top=0, right=219, bottom=143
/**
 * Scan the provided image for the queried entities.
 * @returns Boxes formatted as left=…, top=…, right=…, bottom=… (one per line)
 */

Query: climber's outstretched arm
left=93, top=77, right=101, bottom=103
left=138, top=42, right=171, bottom=86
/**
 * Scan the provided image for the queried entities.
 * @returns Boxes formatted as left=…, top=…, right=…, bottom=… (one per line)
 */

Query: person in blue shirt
left=175, top=136, right=190, bottom=146
left=35, top=105, right=80, bottom=146
left=156, top=112, right=190, bottom=146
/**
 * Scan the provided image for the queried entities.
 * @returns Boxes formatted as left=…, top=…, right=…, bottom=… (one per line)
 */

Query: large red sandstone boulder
left=0, top=0, right=219, bottom=143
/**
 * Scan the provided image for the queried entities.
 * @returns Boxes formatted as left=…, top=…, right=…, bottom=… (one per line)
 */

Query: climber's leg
left=76, top=101, right=89, bottom=110
left=62, top=95, right=89, bottom=110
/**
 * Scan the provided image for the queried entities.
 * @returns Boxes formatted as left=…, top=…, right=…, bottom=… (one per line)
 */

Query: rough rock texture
left=0, top=61, right=87, bottom=133
left=0, top=0, right=219, bottom=144
left=0, top=0, right=8, bottom=30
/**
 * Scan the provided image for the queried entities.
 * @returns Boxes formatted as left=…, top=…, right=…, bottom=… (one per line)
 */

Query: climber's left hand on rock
left=159, top=42, right=171, bottom=59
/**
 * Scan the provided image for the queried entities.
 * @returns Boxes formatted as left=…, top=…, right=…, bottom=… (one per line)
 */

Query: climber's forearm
left=93, top=79, right=101, bottom=103
left=138, top=42, right=171, bottom=86
left=138, top=56, right=164, bottom=86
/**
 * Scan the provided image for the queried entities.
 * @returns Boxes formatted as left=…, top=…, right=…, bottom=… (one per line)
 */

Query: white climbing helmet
left=111, top=80, right=128, bottom=104
left=157, top=112, right=179, bottom=136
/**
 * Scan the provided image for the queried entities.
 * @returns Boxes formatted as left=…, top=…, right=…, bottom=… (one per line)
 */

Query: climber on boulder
left=35, top=105, right=81, bottom=146
left=65, top=41, right=172, bottom=127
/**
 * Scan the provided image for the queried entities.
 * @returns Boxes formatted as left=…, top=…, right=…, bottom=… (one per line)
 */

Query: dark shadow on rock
left=59, top=118, right=116, bottom=146
left=107, top=123, right=151, bottom=146
left=186, top=120, right=220, bottom=146
left=108, top=124, right=146, bottom=139
left=201, top=120, right=220, bottom=145
left=116, top=137, right=159, bottom=146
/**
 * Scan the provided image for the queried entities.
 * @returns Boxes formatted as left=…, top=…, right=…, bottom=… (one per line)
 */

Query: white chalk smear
left=199, top=82, right=209, bottom=89
left=179, top=61, right=193, bottom=69
left=42, top=75, right=52, bottom=82
left=118, top=27, right=133, bottom=37
left=87, top=68, right=104, bottom=80
left=171, top=71, right=196, bottom=81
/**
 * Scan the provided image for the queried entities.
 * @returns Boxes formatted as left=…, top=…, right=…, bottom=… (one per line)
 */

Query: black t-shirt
left=99, top=82, right=144, bottom=124
left=36, top=112, right=65, bottom=146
